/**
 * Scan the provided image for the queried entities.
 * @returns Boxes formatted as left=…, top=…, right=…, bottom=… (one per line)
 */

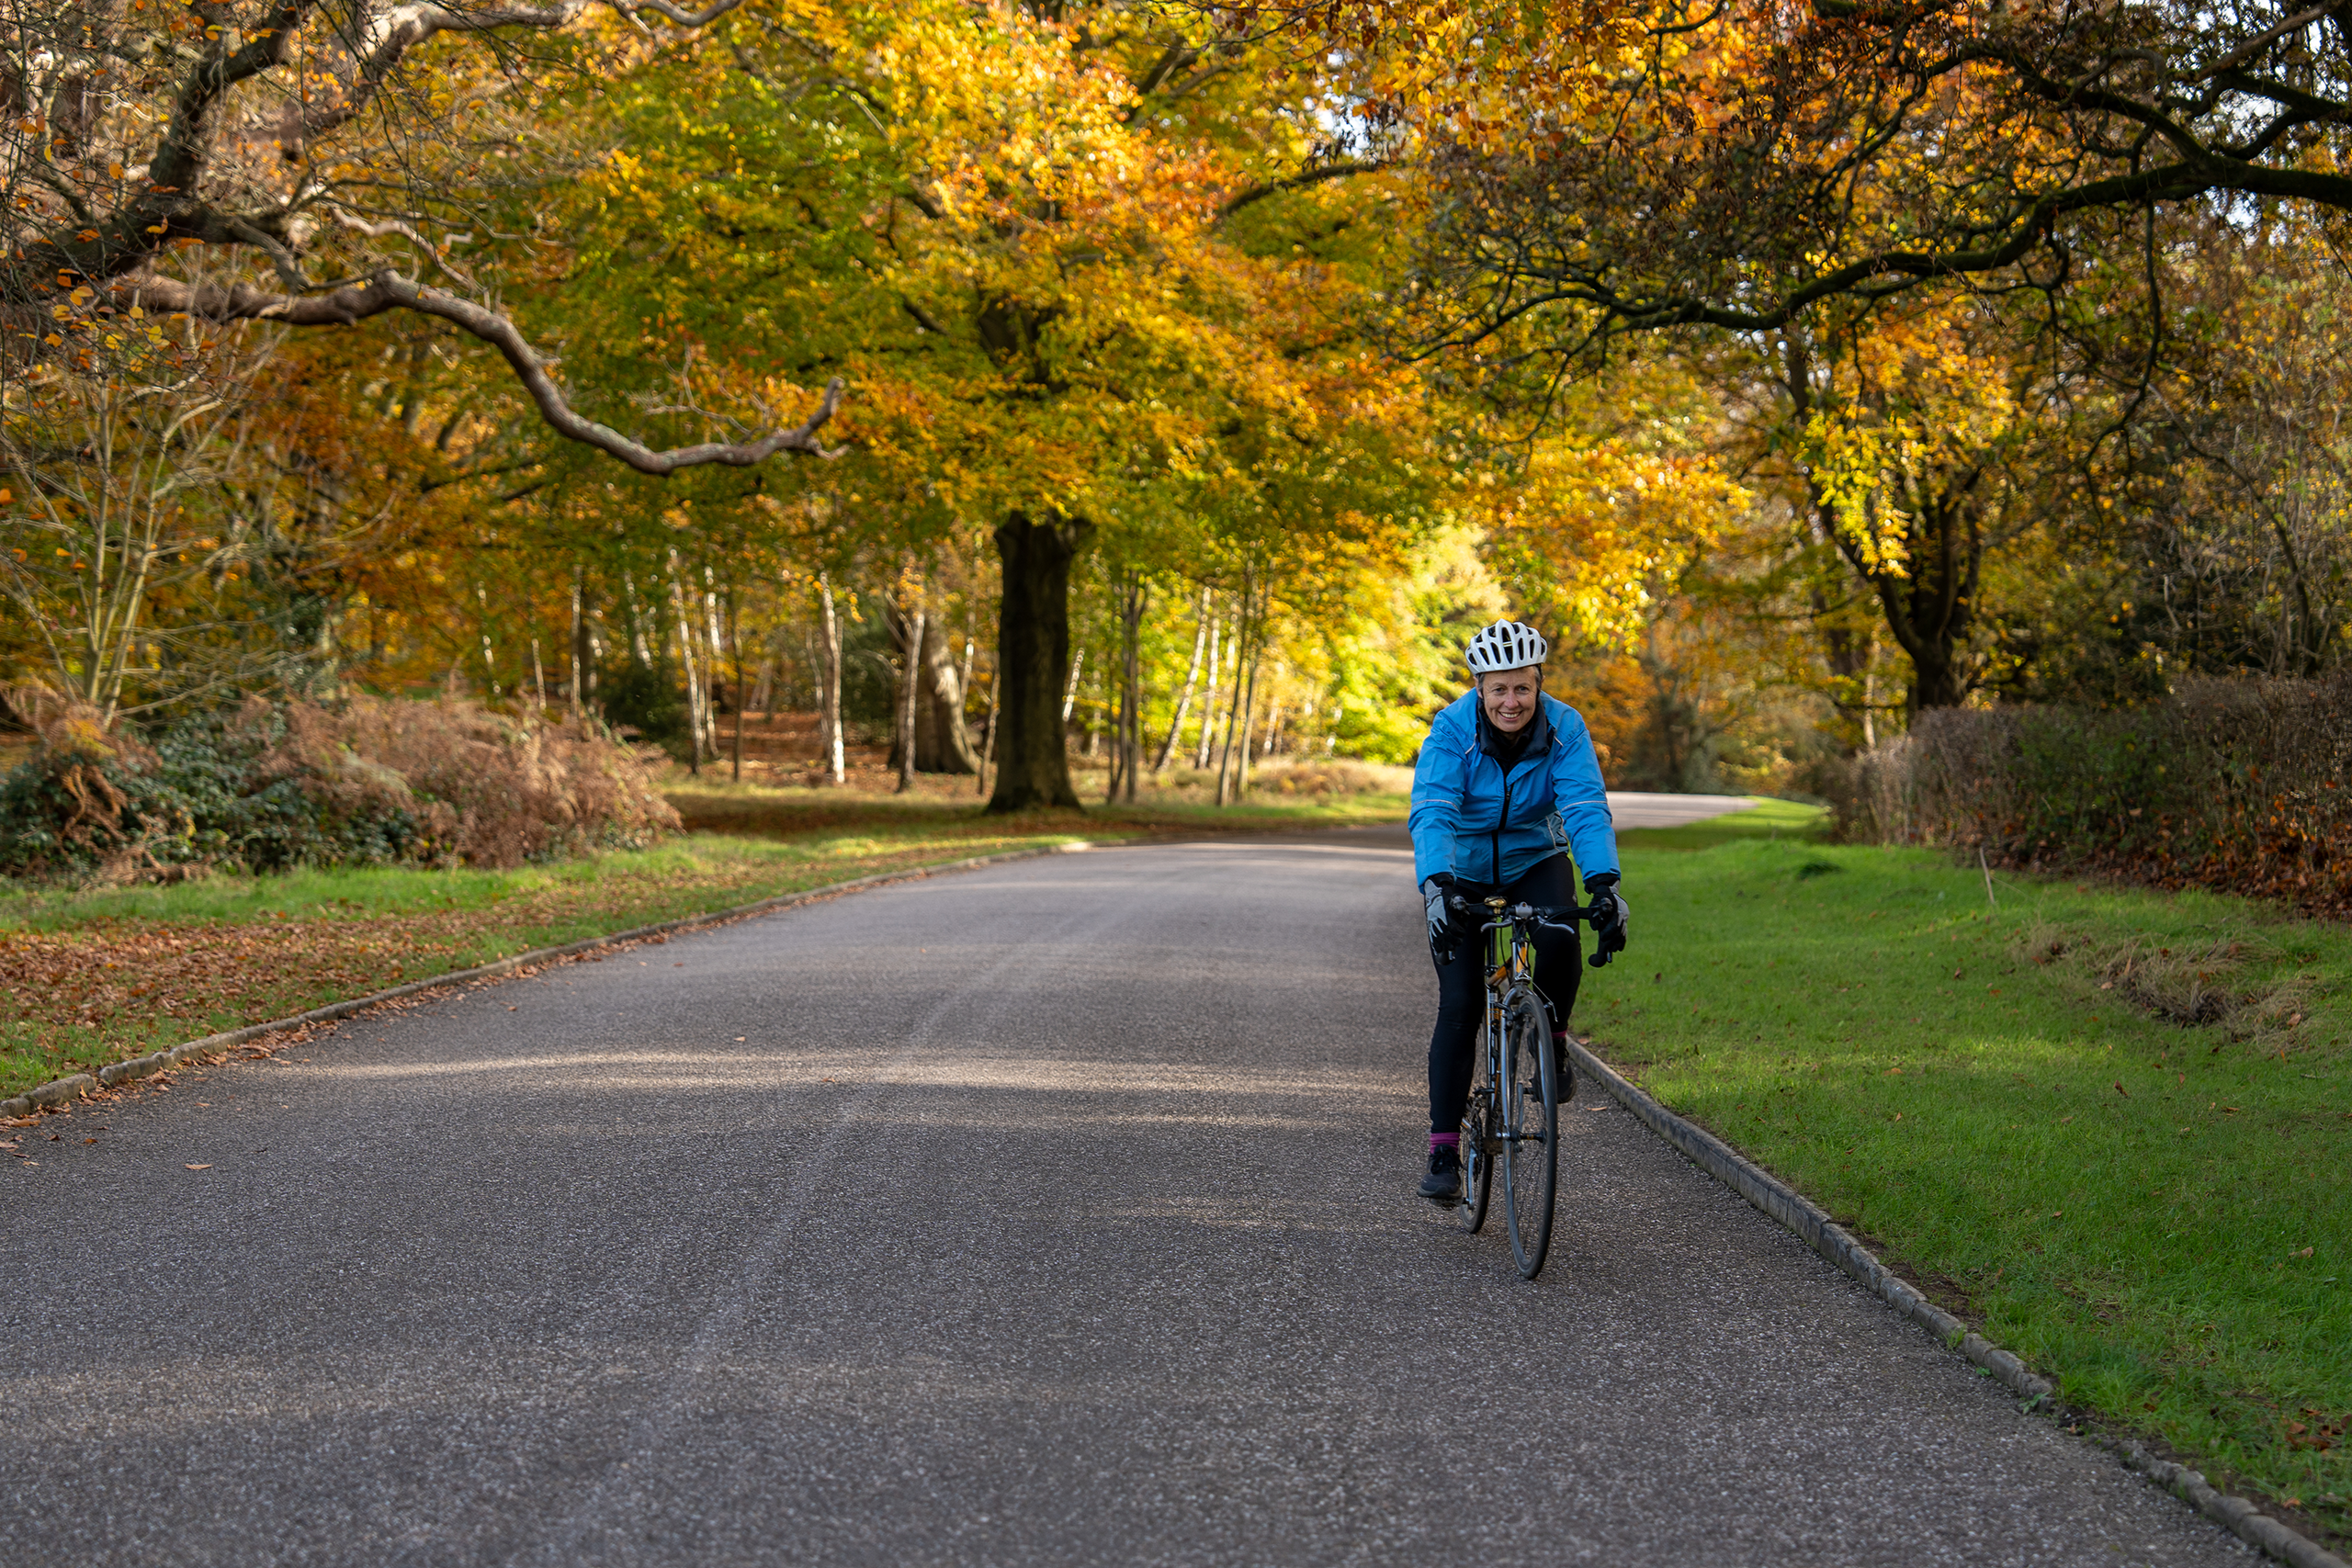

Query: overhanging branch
left=115, top=270, right=847, bottom=475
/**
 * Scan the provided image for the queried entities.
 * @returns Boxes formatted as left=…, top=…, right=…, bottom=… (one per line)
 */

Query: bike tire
left=1501, top=990, right=1559, bottom=1279
left=1458, top=1058, right=1494, bottom=1235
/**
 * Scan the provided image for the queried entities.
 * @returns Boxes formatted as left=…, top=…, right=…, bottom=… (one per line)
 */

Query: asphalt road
left=4, top=829, right=2256, bottom=1567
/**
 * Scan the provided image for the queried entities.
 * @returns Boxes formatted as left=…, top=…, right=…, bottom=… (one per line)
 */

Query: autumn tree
left=0, top=0, right=842, bottom=475
left=532, top=0, right=1435, bottom=809
left=1271, top=0, right=2352, bottom=335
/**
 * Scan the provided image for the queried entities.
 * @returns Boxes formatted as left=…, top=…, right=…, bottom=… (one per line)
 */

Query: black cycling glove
left=1585, top=872, right=1630, bottom=967
left=1420, top=874, right=1461, bottom=963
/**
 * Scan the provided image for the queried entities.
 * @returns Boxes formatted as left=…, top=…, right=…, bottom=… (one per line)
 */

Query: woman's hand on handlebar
left=1420, top=874, right=1461, bottom=962
left=1585, top=873, right=1629, bottom=967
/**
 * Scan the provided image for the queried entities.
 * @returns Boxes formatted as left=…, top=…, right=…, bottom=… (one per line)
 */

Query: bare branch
left=2198, top=2, right=2343, bottom=79
left=616, top=0, right=755, bottom=27
left=115, top=269, right=847, bottom=474
left=1219, top=160, right=1388, bottom=219
left=328, top=207, right=479, bottom=286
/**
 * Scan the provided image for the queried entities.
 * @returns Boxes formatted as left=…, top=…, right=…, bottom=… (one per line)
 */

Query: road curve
left=4, top=831, right=2253, bottom=1567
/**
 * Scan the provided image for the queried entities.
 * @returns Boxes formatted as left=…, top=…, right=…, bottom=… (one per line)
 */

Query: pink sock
left=1430, top=1132, right=1459, bottom=1152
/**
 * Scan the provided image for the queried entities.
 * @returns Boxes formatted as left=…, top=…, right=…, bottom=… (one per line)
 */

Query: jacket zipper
left=1492, top=756, right=1511, bottom=884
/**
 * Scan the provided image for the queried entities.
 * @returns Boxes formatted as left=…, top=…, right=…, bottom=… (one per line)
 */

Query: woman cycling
left=1409, top=619, right=1628, bottom=1202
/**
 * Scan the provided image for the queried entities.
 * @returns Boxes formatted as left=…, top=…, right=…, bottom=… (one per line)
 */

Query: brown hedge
left=1831, top=673, right=2351, bottom=917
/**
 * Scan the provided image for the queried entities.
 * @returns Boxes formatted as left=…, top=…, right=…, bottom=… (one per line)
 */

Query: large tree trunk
left=989, top=511, right=1091, bottom=812
left=1854, top=477, right=1982, bottom=714
left=915, top=619, right=981, bottom=773
left=889, top=594, right=982, bottom=775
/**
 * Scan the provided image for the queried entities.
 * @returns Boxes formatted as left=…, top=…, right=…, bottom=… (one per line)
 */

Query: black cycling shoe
left=1419, top=1145, right=1463, bottom=1203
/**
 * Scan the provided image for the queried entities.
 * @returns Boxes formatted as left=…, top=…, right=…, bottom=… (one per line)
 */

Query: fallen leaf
left=2114, top=1080, right=2130, bottom=1098
left=2296, top=1247, right=2315, bottom=1258
left=184, top=1163, right=210, bottom=1170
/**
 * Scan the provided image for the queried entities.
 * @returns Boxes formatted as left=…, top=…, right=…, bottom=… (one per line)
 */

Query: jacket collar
left=1473, top=695, right=1552, bottom=763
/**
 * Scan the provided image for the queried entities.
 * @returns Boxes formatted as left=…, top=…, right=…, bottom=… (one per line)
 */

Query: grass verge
left=0, top=784, right=1410, bottom=1104
left=1600, top=807, right=2350, bottom=1542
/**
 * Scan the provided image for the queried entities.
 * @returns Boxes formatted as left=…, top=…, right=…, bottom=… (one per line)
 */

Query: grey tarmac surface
left=3, top=829, right=2256, bottom=1568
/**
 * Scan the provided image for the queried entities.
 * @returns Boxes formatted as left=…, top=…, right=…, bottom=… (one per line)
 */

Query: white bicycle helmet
left=1464, top=619, right=1549, bottom=674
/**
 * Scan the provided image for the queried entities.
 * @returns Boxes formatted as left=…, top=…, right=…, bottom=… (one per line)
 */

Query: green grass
left=1617, top=795, right=1829, bottom=852
left=1596, top=829, right=2351, bottom=1538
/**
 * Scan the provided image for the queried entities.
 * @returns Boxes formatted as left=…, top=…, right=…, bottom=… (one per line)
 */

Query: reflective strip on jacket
left=1408, top=691, right=1619, bottom=886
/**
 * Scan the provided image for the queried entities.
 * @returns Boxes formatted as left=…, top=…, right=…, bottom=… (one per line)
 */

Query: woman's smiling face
left=1478, top=666, right=1543, bottom=735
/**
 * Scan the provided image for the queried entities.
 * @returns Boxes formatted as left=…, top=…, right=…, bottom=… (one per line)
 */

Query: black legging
left=1429, top=853, right=1582, bottom=1135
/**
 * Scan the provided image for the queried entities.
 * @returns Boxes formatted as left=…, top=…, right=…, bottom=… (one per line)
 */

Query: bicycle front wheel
left=1458, top=1076, right=1494, bottom=1234
left=1501, top=990, right=1559, bottom=1279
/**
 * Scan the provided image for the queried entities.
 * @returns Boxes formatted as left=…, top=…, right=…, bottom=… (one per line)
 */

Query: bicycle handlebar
left=1445, top=894, right=1618, bottom=967
left=1446, top=895, right=1601, bottom=926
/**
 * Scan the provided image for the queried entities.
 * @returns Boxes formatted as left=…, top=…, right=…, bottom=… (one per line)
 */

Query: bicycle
left=1446, top=895, right=1609, bottom=1280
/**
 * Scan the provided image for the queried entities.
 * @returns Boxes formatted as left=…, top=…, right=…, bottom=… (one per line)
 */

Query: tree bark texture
left=568, top=570, right=589, bottom=720
left=1194, top=615, right=1226, bottom=771
left=728, top=587, right=744, bottom=783
left=1117, top=571, right=1147, bottom=804
left=915, top=619, right=981, bottom=773
left=1154, top=586, right=1211, bottom=774
left=1784, top=335, right=1984, bottom=713
left=815, top=572, right=845, bottom=786
left=1216, top=575, right=1261, bottom=807
left=976, top=663, right=1000, bottom=797
left=665, top=553, right=707, bottom=773
left=989, top=511, right=1091, bottom=812
left=894, top=574, right=926, bottom=794
left=889, top=594, right=981, bottom=775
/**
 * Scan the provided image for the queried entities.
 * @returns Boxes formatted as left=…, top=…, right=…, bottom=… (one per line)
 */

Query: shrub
left=1830, top=673, right=2352, bottom=916
left=277, top=697, right=680, bottom=867
left=0, top=694, right=680, bottom=883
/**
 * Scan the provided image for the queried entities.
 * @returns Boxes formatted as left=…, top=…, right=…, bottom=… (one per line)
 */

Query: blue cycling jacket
left=1409, top=691, right=1619, bottom=887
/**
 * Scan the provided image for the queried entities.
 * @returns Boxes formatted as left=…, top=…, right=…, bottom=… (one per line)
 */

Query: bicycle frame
left=1459, top=899, right=1597, bottom=1115
left=1472, top=902, right=1563, bottom=1149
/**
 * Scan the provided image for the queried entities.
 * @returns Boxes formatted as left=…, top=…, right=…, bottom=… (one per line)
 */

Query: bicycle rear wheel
left=1501, top=990, right=1559, bottom=1278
